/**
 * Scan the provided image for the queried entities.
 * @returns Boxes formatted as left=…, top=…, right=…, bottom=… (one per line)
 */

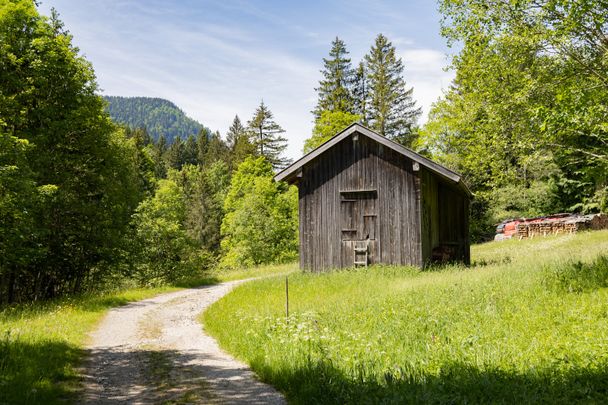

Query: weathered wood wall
left=298, top=133, right=422, bottom=271
left=420, top=168, right=470, bottom=265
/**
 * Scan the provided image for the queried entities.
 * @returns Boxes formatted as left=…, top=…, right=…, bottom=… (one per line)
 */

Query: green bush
left=220, top=157, right=298, bottom=268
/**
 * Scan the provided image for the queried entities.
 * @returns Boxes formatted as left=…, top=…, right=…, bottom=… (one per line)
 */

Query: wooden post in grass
left=285, top=276, right=289, bottom=320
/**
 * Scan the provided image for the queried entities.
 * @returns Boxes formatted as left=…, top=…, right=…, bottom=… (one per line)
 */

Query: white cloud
left=401, top=48, right=455, bottom=123
left=39, top=1, right=454, bottom=161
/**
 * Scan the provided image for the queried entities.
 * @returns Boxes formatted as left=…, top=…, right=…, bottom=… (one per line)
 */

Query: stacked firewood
left=495, top=213, right=607, bottom=241
left=591, top=213, right=608, bottom=230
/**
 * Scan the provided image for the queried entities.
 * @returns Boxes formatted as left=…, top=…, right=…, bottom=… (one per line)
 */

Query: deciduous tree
left=220, top=157, right=298, bottom=268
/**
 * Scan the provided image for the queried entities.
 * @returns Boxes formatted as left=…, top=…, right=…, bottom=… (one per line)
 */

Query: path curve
left=81, top=280, right=285, bottom=404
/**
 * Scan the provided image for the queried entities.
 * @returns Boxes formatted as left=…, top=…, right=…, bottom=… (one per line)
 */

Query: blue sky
left=38, top=0, right=455, bottom=160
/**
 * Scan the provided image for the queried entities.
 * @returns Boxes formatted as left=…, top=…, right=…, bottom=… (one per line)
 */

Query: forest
left=104, top=96, right=206, bottom=144
left=1, top=0, right=606, bottom=304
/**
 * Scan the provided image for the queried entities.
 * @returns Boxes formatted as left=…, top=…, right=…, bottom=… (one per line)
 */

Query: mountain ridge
left=104, top=96, right=207, bottom=143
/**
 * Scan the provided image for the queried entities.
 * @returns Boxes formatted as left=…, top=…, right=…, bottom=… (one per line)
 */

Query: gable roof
left=274, top=123, right=472, bottom=196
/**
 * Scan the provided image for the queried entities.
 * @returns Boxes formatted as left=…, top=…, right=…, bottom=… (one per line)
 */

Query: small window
left=340, top=189, right=377, bottom=200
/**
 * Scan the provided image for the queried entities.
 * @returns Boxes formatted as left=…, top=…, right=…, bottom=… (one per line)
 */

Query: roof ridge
left=275, top=123, right=471, bottom=196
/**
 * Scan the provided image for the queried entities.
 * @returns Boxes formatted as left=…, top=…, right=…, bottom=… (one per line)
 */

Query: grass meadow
left=203, top=230, right=608, bottom=404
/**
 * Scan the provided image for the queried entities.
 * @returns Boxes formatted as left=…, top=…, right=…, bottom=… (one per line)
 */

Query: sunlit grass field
left=203, top=231, right=608, bottom=404
left=213, top=262, right=298, bottom=282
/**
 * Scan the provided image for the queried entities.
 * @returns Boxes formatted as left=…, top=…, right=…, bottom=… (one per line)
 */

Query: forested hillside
left=104, top=96, right=204, bottom=143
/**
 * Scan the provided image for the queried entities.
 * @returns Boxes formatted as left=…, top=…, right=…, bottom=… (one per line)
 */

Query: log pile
left=494, top=213, right=608, bottom=241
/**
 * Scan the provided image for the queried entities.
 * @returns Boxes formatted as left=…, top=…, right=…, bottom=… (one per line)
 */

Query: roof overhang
left=275, top=123, right=472, bottom=197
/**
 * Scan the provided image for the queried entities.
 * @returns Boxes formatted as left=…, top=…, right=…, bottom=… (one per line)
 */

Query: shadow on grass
left=1, top=338, right=281, bottom=404
left=81, top=345, right=279, bottom=404
left=172, top=275, right=220, bottom=288
left=251, top=358, right=608, bottom=404
left=0, top=338, right=83, bottom=405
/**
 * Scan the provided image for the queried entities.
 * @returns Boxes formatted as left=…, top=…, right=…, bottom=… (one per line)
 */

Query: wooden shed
left=275, top=123, right=471, bottom=271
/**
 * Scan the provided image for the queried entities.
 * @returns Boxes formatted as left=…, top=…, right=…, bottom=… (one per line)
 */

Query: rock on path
left=81, top=280, right=285, bottom=404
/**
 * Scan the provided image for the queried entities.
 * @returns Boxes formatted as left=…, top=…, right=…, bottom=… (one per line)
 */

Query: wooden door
left=340, top=191, right=378, bottom=267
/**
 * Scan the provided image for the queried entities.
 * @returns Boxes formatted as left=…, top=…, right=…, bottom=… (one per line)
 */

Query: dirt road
left=81, top=280, right=285, bottom=404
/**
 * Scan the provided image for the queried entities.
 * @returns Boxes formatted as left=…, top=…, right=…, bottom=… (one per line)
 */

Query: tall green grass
left=203, top=231, right=608, bottom=404
left=213, top=262, right=298, bottom=282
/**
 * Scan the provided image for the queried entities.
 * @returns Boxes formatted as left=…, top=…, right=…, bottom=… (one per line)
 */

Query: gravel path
left=81, top=280, right=285, bottom=404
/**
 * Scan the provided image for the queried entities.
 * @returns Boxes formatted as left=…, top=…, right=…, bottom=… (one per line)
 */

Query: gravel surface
left=81, top=280, right=285, bottom=404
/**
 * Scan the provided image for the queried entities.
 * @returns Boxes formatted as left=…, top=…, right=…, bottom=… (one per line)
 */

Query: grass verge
left=203, top=231, right=608, bottom=404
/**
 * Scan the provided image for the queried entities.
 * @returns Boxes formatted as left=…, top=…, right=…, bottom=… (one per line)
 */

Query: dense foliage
left=104, top=96, right=205, bottom=144
left=422, top=0, right=608, bottom=239
left=304, top=110, right=361, bottom=153
left=0, top=0, right=144, bottom=302
left=220, top=157, right=298, bottom=268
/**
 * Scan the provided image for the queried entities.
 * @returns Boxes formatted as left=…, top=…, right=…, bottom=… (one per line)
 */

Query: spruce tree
left=203, top=131, right=230, bottom=166
left=196, top=128, right=211, bottom=165
left=364, top=34, right=422, bottom=145
left=352, top=61, right=369, bottom=124
left=165, top=136, right=185, bottom=170
left=247, top=101, right=291, bottom=170
left=152, top=134, right=168, bottom=179
left=157, top=134, right=168, bottom=155
left=226, top=115, right=256, bottom=167
left=183, top=134, right=198, bottom=166
left=313, top=37, right=355, bottom=119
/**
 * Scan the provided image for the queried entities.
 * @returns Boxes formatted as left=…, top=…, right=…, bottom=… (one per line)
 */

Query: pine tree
left=352, top=62, right=368, bottom=124
left=313, top=37, right=355, bottom=119
left=165, top=137, right=185, bottom=170
left=364, top=34, right=422, bottom=145
left=247, top=101, right=291, bottom=170
left=196, top=128, right=211, bottom=165
left=183, top=134, right=198, bottom=166
left=226, top=115, right=256, bottom=167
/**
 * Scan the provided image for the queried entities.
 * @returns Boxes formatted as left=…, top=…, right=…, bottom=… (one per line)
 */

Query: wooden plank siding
left=288, top=126, right=470, bottom=272
left=420, top=168, right=471, bottom=265
left=298, top=133, right=423, bottom=271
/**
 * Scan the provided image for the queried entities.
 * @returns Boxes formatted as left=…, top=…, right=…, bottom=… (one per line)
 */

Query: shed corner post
left=414, top=167, right=424, bottom=267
